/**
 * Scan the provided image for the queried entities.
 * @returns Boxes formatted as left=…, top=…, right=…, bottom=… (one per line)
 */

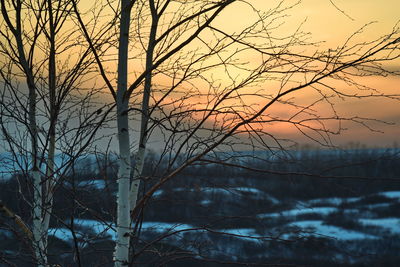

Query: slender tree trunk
left=42, top=134, right=55, bottom=249
left=5, top=3, right=47, bottom=262
left=115, top=0, right=132, bottom=266
left=129, top=147, right=144, bottom=209
left=42, top=0, right=57, bottom=254
left=128, top=4, right=157, bottom=262
left=23, top=37, right=46, bottom=267
left=129, top=0, right=158, bottom=211
left=28, top=43, right=45, bottom=267
left=27, top=46, right=45, bottom=267
left=32, top=167, right=45, bottom=267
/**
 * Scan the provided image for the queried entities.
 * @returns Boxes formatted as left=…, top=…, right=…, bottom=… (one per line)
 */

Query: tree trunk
left=10, top=9, right=47, bottom=264
left=42, top=0, right=57, bottom=254
left=129, top=0, right=158, bottom=212
left=115, top=0, right=132, bottom=266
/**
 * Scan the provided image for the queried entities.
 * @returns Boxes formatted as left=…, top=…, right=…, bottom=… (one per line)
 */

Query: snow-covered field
left=258, top=207, right=337, bottom=218
left=47, top=190, right=400, bottom=248
left=2, top=148, right=399, bottom=264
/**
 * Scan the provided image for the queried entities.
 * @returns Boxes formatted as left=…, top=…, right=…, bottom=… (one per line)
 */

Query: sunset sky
left=1, top=0, right=399, bottom=152
left=297, top=0, right=399, bottom=147
left=213, top=0, right=400, bottom=148
left=72, top=0, right=400, bottom=148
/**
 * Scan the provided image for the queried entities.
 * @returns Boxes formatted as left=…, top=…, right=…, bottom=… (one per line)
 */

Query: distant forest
left=2, top=148, right=399, bottom=224
left=1, top=148, right=400, bottom=266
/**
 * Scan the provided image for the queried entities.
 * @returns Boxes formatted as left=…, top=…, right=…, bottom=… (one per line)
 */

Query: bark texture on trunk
left=115, top=0, right=132, bottom=265
left=7, top=5, right=48, bottom=263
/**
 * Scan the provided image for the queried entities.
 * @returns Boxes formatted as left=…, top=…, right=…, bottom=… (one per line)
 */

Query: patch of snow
left=48, top=219, right=269, bottom=247
left=49, top=221, right=195, bottom=243
left=152, top=190, right=163, bottom=197
left=48, top=226, right=103, bottom=248
left=360, top=218, right=400, bottom=234
left=174, top=187, right=261, bottom=195
left=140, top=222, right=194, bottom=233
left=171, top=186, right=279, bottom=204
left=73, top=219, right=116, bottom=240
left=201, top=199, right=212, bottom=205
left=258, top=207, right=337, bottom=219
left=308, top=196, right=362, bottom=206
left=233, top=187, right=279, bottom=203
left=1, top=250, right=15, bottom=255
left=232, top=187, right=263, bottom=194
left=379, top=191, right=400, bottom=199
left=308, top=198, right=342, bottom=206
left=365, top=203, right=392, bottom=209
left=48, top=228, right=77, bottom=242
left=265, top=196, right=280, bottom=204
left=287, top=220, right=377, bottom=240
left=345, top=197, right=363, bottom=203
left=201, top=187, right=237, bottom=194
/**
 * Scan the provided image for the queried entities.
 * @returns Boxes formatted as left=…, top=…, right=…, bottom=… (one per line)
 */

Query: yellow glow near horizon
left=88, top=0, right=399, bottom=147
left=213, top=0, right=400, bottom=147
left=1, top=0, right=398, bottom=148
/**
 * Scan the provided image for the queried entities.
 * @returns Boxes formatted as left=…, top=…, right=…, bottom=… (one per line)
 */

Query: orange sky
left=135, top=0, right=400, bottom=149
left=209, top=0, right=400, bottom=148
left=2, top=0, right=398, bottom=151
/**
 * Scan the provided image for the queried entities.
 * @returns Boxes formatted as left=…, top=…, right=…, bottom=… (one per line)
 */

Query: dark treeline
left=160, top=148, right=400, bottom=198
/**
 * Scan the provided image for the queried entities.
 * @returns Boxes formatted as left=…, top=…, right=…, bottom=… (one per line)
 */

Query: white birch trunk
left=42, top=122, right=55, bottom=256
left=32, top=170, right=45, bottom=267
left=115, top=0, right=132, bottom=265
left=129, top=147, right=145, bottom=209
left=27, top=46, right=46, bottom=267
left=28, top=52, right=46, bottom=266
left=20, top=27, right=46, bottom=267
left=42, top=141, right=54, bottom=251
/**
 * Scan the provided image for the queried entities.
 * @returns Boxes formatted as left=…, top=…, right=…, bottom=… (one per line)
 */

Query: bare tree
left=0, top=0, right=397, bottom=265
left=0, top=0, right=110, bottom=265
left=70, top=0, right=400, bottom=265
